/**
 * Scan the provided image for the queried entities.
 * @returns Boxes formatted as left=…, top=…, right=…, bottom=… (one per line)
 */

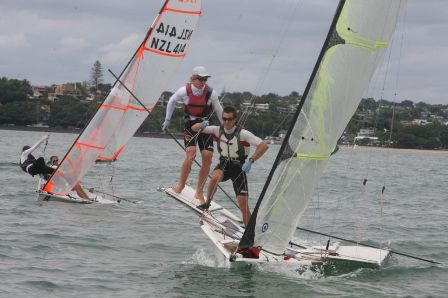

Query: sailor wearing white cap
left=162, top=66, right=223, bottom=203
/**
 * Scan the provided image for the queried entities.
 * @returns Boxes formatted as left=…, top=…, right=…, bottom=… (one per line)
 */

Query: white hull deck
left=37, top=178, right=116, bottom=204
left=162, top=185, right=391, bottom=268
left=38, top=190, right=95, bottom=204
left=37, top=190, right=117, bottom=204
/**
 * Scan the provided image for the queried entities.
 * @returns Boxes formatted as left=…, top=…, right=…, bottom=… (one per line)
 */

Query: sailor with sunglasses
left=191, top=106, right=269, bottom=226
left=162, top=66, right=223, bottom=204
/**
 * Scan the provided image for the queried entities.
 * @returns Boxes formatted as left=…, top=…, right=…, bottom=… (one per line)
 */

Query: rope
left=237, top=1, right=304, bottom=132
left=296, top=227, right=441, bottom=265
left=42, top=134, right=49, bottom=158
left=380, top=3, right=407, bottom=222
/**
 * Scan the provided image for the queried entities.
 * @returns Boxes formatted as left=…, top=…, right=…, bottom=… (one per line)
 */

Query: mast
left=239, top=0, right=347, bottom=249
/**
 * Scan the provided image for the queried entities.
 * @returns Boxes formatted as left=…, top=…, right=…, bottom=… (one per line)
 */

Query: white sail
left=44, top=0, right=202, bottom=195
left=243, top=0, right=405, bottom=254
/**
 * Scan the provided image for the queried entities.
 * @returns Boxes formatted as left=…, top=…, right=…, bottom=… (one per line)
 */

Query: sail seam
left=164, top=7, right=201, bottom=15
left=346, top=39, right=388, bottom=51
left=127, top=105, right=154, bottom=112
left=295, top=153, right=329, bottom=161
left=76, top=141, right=106, bottom=150
left=144, top=47, right=186, bottom=58
left=101, top=103, right=127, bottom=111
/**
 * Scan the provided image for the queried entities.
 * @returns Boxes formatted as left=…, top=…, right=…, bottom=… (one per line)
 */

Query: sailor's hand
left=200, top=120, right=209, bottom=130
left=162, top=120, right=170, bottom=132
left=242, top=159, right=253, bottom=173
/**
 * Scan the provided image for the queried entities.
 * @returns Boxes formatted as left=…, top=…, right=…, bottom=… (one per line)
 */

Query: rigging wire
left=42, top=134, right=49, bottom=158
left=380, top=2, right=407, bottom=222
left=181, top=1, right=306, bottom=210
left=296, top=227, right=441, bottom=265
left=227, top=0, right=306, bottom=213
left=237, top=0, right=305, bottom=131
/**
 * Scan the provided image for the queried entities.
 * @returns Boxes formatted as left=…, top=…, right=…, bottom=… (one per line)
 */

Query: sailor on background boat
left=162, top=66, right=223, bottom=204
left=20, top=134, right=54, bottom=179
left=192, top=106, right=269, bottom=226
left=47, top=155, right=92, bottom=200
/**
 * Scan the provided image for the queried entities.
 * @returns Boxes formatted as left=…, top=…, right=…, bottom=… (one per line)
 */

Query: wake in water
left=188, top=248, right=232, bottom=269
left=186, top=247, right=365, bottom=279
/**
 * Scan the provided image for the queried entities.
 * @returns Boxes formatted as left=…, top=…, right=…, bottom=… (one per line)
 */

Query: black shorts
left=184, top=119, right=214, bottom=151
left=28, top=157, right=54, bottom=177
left=215, top=159, right=248, bottom=197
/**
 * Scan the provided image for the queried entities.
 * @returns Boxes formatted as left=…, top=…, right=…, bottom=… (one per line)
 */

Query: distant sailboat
left=39, top=0, right=203, bottom=203
left=164, top=0, right=405, bottom=266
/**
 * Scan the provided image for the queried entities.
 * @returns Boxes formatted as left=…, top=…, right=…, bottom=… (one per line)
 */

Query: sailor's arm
left=25, top=135, right=48, bottom=155
left=191, top=123, right=215, bottom=134
left=164, top=92, right=181, bottom=122
left=242, top=130, right=269, bottom=162
left=163, top=87, right=185, bottom=130
left=210, top=91, right=223, bottom=124
left=20, top=135, right=49, bottom=163
left=249, top=141, right=269, bottom=163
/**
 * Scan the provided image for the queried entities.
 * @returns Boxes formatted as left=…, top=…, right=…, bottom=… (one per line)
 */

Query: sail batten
left=44, top=0, right=202, bottom=195
left=240, top=0, right=404, bottom=254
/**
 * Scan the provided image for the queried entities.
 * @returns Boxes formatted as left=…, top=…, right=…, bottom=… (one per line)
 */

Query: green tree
left=440, top=128, right=448, bottom=148
left=399, top=100, right=414, bottom=108
left=0, top=77, right=32, bottom=104
left=396, top=123, right=442, bottom=149
left=0, top=101, right=37, bottom=125
left=90, top=60, right=104, bottom=98
left=48, top=96, right=98, bottom=128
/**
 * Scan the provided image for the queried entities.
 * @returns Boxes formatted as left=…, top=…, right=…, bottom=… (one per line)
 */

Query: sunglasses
left=222, top=117, right=235, bottom=122
left=196, top=77, right=208, bottom=82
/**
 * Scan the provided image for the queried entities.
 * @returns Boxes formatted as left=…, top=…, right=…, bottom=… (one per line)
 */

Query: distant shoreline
left=2, top=125, right=448, bottom=154
left=339, top=144, right=448, bottom=154
left=0, top=125, right=182, bottom=139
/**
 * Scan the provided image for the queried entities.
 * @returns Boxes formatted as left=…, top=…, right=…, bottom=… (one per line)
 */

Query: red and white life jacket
left=184, top=83, right=213, bottom=118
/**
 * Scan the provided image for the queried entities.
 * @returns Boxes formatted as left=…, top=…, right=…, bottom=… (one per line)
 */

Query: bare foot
left=172, top=184, right=184, bottom=194
left=195, top=192, right=206, bottom=204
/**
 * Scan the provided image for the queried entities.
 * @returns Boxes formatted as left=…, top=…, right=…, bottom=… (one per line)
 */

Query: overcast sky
left=1, top=0, right=446, bottom=104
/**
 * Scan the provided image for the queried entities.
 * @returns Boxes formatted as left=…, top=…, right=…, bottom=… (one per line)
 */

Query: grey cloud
left=1, top=0, right=446, bottom=104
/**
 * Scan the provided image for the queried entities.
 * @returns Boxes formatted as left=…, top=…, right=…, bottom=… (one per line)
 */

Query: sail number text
left=150, top=22, right=193, bottom=55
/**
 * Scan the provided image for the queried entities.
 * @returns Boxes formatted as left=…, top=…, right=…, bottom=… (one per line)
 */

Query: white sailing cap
left=192, top=66, right=211, bottom=77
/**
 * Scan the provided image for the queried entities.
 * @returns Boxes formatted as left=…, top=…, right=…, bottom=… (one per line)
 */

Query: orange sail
left=44, top=0, right=202, bottom=195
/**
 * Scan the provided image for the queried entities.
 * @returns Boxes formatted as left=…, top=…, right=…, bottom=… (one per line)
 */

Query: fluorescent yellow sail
left=241, top=0, right=405, bottom=254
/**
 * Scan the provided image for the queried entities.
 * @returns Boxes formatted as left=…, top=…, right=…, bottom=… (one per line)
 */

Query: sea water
left=0, top=129, right=447, bottom=297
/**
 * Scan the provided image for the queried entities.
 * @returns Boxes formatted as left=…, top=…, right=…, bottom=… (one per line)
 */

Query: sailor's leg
left=233, top=169, right=250, bottom=225
left=195, top=132, right=214, bottom=202
left=173, top=146, right=196, bottom=194
left=206, top=168, right=223, bottom=205
left=73, top=183, right=91, bottom=200
left=196, top=149, right=212, bottom=202
left=237, top=195, right=251, bottom=226
left=28, top=157, right=52, bottom=177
